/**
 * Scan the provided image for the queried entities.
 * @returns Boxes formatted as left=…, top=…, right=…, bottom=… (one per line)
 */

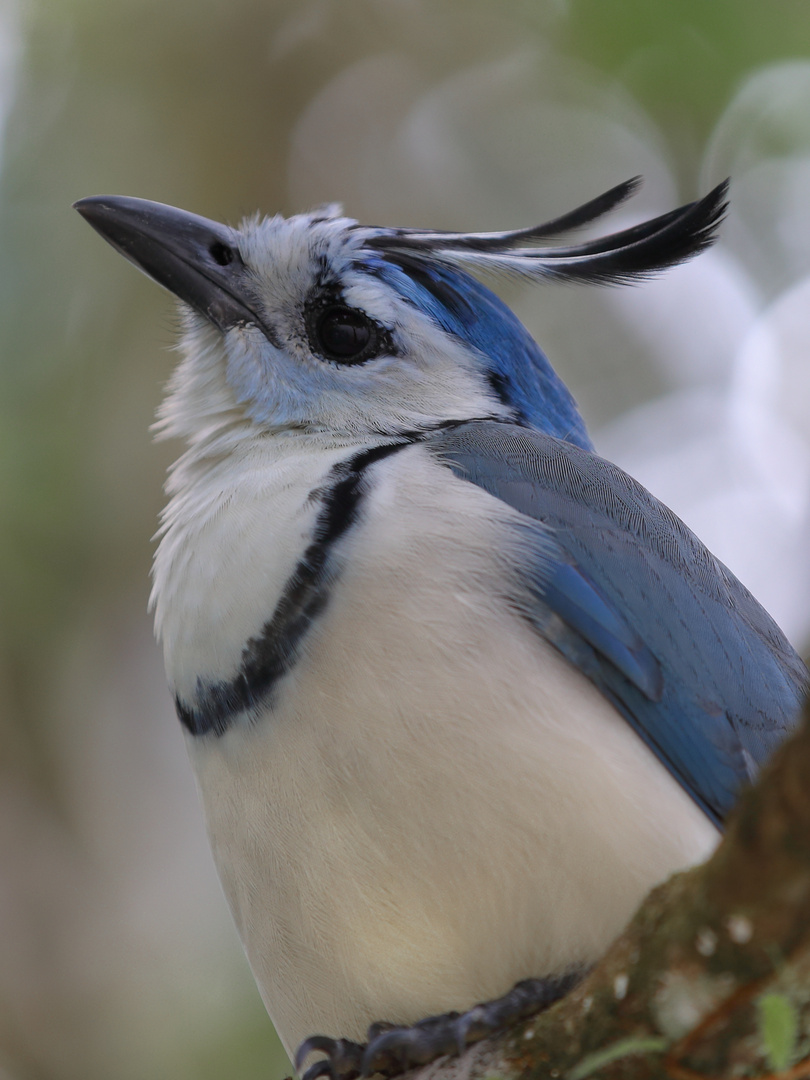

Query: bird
left=75, top=179, right=807, bottom=1078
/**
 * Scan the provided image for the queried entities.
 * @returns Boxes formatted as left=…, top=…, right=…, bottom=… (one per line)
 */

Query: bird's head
left=75, top=180, right=727, bottom=453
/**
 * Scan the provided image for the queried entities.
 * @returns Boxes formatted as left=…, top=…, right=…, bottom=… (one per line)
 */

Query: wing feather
left=428, top=420, right=806, bottom=826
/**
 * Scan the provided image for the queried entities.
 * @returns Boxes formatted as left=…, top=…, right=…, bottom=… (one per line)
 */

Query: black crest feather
left=366, top=178, right=729, bottom=286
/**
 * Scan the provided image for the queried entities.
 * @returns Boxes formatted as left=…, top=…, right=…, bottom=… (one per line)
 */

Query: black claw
left=301, top=1060, right=336, bottom=1080
left=296, top=970, right=587, bottom=1079
left=295, top=1036, right=365, bottom=1080
left=295, top=1035, right=341, bottom=1069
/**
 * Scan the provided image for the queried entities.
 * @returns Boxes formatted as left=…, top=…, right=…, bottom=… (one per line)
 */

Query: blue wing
left=426, top=420, right=807, bottom=827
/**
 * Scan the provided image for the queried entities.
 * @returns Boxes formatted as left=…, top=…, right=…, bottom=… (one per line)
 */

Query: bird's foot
left=295, top=970, right=584, bottom=1079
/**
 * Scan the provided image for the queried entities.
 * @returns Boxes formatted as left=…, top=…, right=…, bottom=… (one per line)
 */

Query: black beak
left=74, top=195, right=265, bottom=333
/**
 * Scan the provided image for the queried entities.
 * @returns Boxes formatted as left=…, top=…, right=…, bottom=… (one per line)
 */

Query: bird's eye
left=309, top=304, right=382, bottom=365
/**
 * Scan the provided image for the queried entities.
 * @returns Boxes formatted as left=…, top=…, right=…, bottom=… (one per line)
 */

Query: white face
left=158, top=210, right=507, bottom=447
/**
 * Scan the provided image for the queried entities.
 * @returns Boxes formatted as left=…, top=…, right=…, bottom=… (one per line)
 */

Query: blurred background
left=1, top=1, right=810, bottom=1077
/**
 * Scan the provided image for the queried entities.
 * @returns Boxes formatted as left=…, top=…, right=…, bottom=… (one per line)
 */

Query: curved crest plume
left=366, top=178, right=729, bottom=285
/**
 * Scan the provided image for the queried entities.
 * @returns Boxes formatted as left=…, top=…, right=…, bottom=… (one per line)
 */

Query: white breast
left=152, top=434, right=356, bottom=703
left=166, top=443, right=718, bottom=1057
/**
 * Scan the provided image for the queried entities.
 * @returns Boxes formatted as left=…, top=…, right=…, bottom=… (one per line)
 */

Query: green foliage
left=757, top=991, right=799, bottom=1073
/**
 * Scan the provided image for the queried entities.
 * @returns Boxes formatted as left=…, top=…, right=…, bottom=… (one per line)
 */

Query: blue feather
left=428, top=420, right=807, bottom=826
left=543, top=560, right=664, bottom=701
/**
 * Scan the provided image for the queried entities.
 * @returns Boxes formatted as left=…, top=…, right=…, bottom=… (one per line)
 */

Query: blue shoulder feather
left=427, top=420, right=807, bottom=827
